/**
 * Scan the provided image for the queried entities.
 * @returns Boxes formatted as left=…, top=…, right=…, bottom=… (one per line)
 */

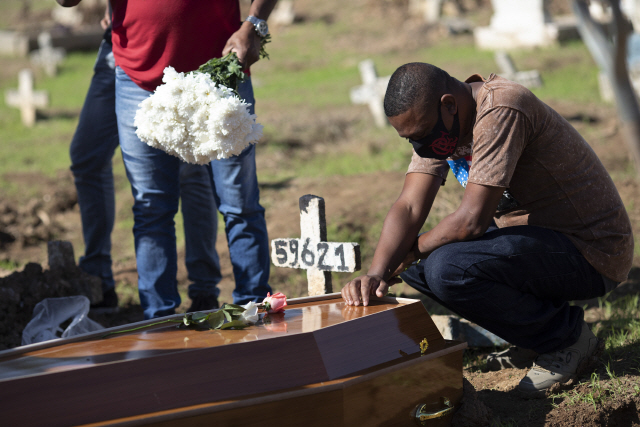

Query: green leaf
left=220, top=320, right=250, bottom=330
left=208, top=311, right=225, bottom=329
left=222, top=303, right=244, bottom=310
left=191, top=312, right=209, bottom=323
left=259, top=34, right=271, bottom=60
left=227, top=62, right=242, bottom=75
left=195, top=52, right=248, bottom=94
left=223, top=310, right=232, bottom=322
left=222, top=304, right=245, bottom=317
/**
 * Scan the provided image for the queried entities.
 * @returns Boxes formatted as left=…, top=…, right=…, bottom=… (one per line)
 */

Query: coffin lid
left=0, top=294, right=445, bottom=426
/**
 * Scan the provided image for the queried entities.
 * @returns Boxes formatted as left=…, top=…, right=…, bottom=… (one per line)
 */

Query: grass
left=593, top=294, right=640, bottom=355
left=0, top=51, right=96, bottom=185
left=0, top=259, right=20, bottom=271
left=548, top=294, right=640, bottom=411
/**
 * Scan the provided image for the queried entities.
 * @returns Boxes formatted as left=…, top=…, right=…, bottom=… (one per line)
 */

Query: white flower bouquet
left=134, top=42, right=269, bottom=164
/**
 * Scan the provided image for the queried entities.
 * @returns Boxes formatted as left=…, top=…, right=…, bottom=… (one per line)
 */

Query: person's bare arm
left=411, top=182, right=504, bottom=259
left=343, top=179, right=505, bottom=306
left=222, top=0, right=279, bottom=67
left=341, top=172, right=442, bottom=306
left=100, top=2, right=111, bottom=30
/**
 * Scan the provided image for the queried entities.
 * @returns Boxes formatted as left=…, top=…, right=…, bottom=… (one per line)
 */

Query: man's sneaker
left=517, top=321, right=603, bottom=397
left=187, top=295, right=219, bottom=313
left=486, top=346, right=538, bottom=371
left=90, top=288, right=119, bottom=315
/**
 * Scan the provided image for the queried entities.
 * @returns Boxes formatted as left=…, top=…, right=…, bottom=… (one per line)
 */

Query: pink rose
left=263, top=292, right=287, bottom=313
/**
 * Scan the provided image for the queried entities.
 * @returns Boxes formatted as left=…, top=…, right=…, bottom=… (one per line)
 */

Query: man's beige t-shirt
left=407, top=73, right=634, bottom=282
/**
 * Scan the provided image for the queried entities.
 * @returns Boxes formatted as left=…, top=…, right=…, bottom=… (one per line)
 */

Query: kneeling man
left=341, top=63, right=633, bottom=396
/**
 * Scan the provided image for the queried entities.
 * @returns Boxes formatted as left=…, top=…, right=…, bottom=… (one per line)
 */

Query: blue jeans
left=70, top=41, right=220, bottom=308
left=400, top=225, right=610, bottom=354
left=115, top=66, right=271, bottom=319
left=70, top=41, right=118, bottom=291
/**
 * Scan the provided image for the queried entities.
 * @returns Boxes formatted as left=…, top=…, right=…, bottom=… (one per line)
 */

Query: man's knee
left=422, top=244, right=466, bottom=301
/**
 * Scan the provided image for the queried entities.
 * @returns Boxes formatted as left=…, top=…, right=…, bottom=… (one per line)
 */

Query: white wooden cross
left=5, top=69, right=49, bottom=127
left=494, top=51, right=543, bottom=89
left=409, top=0, right=444, bottom=24
left=271, top=195, right=361, bottom=296
left=271, top=0, right=295, bottom=26
left=350, top=59, right=390, bottom=128
left=30, top=32, right=66, bottom=77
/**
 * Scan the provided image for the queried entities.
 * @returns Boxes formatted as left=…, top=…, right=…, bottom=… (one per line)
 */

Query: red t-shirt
left=111, top=0, right=241, bottom=91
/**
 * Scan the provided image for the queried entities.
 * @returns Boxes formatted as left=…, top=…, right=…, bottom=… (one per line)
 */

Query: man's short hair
left=384, top=63, right=451, bottom=117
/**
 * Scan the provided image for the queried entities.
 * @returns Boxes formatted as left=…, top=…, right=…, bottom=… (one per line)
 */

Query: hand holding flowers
left=134, top=38, right=270, bottom=165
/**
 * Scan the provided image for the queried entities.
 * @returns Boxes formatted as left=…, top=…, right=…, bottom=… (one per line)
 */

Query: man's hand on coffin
left=341, top=274, right=402, bottom=306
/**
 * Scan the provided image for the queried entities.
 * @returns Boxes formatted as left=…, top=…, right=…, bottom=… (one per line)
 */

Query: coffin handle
left=413, top=397, right=454, bottom=425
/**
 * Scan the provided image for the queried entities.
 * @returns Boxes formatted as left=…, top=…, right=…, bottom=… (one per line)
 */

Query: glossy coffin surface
left=0, top=294, right=461, bottom=427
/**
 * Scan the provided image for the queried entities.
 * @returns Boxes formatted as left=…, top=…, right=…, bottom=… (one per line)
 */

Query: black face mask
left=409, top=102, right=460, bottom=160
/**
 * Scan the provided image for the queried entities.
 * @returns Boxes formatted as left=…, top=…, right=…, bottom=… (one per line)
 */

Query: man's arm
left=342, top=172, right=442, bottom=306
left=223, top=0, right=279, bottom=67
left=412, top=182, right=505, bottom=259
left=342, top=179, right=506, bottom=306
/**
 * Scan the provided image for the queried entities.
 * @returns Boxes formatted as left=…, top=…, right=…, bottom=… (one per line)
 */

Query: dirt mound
left=0, top=172, right=77, bottom=252
left=0, top=260, right=102, bottom=350
left=465, top=340, right=640, bottom=426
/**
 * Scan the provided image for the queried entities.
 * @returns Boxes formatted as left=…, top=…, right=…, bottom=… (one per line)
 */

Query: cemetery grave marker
left=409, top=0, right=444, bottom=24
left=474, top=0, right=562, bottom=49
left=30, top=32, right=66, bottom=77
left=0, top=30, right=29, bottom=57
left=51, top=5, right=84, bottom=29
left=271, top=0, right=296, bottom=26
left=349, top=59, right=390, bottom=128
left=494, top=51, right=542, bottom=88
left=5, top=69, right=49, bottom=127
left=271, top=195, right=361, bottom=296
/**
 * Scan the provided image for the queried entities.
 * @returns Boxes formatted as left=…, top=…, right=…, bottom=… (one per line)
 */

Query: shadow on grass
left=36, top=109, right=80, bottom=121
left=258, top=177, right=294, bottom=191
left=575, top=266, right=640, bottom=311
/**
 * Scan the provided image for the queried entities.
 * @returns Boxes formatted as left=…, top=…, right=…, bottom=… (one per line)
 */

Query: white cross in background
left=350, top=59, right=390, bottom=128
left=30, top=32, right=66, bottom=77
left=5, top=69, right=49, bottom=127
left=271, top=195, right=361, bottom=296
left=494, top=51, right=543, bottom=89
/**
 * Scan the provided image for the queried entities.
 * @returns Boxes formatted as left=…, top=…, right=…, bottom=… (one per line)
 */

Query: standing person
left=341, top=63, right=634, bottom=396
left=58, top=0, right=277, bottom=319
left=66, top=3, right=223, bottom=315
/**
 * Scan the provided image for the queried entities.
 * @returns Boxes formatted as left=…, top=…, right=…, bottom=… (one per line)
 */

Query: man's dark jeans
left=400, top=225, right=612, bottom=354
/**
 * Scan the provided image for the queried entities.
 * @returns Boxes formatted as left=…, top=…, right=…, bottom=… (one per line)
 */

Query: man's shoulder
left=477, top=74, right=537, bottom=113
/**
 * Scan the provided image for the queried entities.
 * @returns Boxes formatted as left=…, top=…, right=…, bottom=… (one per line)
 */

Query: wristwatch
left=245, top=15, right=269, bottom=38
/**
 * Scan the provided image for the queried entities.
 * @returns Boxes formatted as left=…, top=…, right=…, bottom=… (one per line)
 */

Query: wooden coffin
left=0, top=294, right=466, bottom=427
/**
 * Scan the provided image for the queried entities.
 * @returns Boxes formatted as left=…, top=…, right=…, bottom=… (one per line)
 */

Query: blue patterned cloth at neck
left=446, top=156, right=520, bottom=212
left=446, top=157, right=471, bottom=188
